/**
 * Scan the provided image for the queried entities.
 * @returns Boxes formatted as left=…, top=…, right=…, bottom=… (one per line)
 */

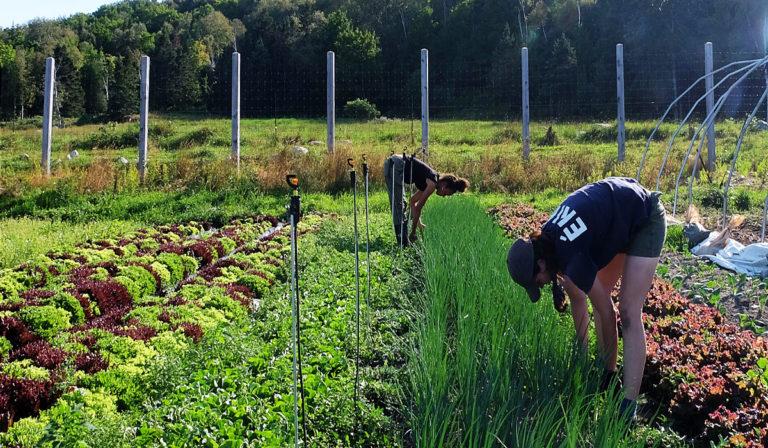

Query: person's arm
left=561, top=276, right=590, bottom=353
left=410, top=180, right=435, bottom=236
left=586, top=278, right=618, bottom=370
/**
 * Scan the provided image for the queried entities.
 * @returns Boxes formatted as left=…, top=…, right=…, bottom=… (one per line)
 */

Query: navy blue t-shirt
left=541, top=177, right=655, bottom=293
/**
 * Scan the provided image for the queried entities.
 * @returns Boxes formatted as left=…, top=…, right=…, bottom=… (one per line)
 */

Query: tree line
left=0, top=0, right=766, bottom=121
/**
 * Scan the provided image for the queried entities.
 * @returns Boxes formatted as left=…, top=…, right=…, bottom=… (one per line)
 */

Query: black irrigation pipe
left=165, top=219, right=284, bottom=300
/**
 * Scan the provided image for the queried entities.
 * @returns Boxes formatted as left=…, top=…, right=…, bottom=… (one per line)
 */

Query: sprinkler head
left=286, top=174, right=299, bottom=190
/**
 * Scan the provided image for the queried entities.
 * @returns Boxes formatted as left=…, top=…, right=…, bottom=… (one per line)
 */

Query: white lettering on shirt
left=550, top=206, right=563, bottom=223
left=556, top=206, right=577, bottom=227
left=560, top=217, right=588, bottom=242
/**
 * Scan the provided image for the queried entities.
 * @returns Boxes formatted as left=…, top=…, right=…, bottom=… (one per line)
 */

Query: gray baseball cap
left=507, top=239, right=541, bottom=303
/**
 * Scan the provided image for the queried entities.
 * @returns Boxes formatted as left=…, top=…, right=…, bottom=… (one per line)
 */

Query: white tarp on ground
left=692, top=235, right=768, bottom=277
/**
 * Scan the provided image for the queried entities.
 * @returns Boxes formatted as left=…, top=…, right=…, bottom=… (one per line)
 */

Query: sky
left=0, top=0, right=116, bottom=28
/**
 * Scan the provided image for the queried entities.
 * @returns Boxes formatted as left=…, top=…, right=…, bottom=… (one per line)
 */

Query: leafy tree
left=108, top=51, right=140, bottom=120
left=327, top=11, right=381, bottom=64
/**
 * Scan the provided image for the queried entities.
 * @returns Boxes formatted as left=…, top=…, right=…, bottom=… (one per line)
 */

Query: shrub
left=74, top=125, right=138, bottom=150
left=343, top=98, right=380, bottom=120
left=18, top=306, right=72, bottom=341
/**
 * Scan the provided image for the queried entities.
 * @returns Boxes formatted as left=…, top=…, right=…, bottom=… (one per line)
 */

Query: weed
left=734, top=190, right=751, bottom=211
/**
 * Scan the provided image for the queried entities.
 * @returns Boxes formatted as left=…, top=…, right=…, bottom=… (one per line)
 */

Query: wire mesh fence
left=1, top=45, right=767, bottom=124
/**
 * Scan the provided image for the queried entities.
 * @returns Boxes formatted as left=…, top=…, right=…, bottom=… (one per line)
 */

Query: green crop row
left=406, top=196, right=645, bottom=447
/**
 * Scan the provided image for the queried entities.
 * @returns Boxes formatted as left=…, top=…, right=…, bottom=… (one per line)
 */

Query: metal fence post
left=231, top=52, right=241, bottom=168
left=616, top=44, right=626, bottom=162
left=41, top=57, right=55, bottom=176
left=705, top=42, right=716, bottom=171
left=522, top=47, right=530, bottom=160
left=139, top=55, right=150, bottom=184
left=327, top=51, right=335, bottom=153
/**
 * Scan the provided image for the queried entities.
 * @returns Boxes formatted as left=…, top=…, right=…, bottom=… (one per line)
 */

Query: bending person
left=506, top=177, right=666, bottom=420
left=383, top=153, right=469, bottom=245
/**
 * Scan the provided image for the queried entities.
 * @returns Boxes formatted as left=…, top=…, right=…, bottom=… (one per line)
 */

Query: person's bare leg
left=619, top=255, right=658, bottom=400
left=595, top=254, right=624, bottom=371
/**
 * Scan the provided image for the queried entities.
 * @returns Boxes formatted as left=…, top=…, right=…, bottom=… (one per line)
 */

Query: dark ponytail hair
left=438, top=173, right=470, bottom=193
left=531, top=230, right=567, bottom=312
left=530, top=229, right=558, bottom=276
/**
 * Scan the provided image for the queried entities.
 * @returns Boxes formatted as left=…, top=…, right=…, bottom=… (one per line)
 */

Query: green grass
left=0, top=218, right=139, bottom=268
left=2, top=116, right=767, bottom=199
left=406, top=196, right=645, bottom=447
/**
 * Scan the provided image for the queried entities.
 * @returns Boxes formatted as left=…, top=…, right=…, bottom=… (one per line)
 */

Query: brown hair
left=438, top=173, right=470, bottom=193
left=530, top=229, right=559, bottom=277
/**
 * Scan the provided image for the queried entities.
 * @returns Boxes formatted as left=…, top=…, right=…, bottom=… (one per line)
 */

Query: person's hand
left=552, top=281, right=568, bottom=313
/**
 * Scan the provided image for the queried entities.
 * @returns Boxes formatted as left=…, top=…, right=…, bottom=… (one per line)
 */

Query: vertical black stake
left=390, top=151, right=398, bottom=253
left=401, top=152, right=407, bottom=248
left=409, top=152, right=416, bottom=218
left=287, top=175, right=308, bottom=446
left=362, top=155, right=372, bottom=312
left=348, top=159, right=362, bottom=442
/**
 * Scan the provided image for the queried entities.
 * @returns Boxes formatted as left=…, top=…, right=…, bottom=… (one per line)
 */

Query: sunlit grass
left=0, top=218, right=140, bottom=268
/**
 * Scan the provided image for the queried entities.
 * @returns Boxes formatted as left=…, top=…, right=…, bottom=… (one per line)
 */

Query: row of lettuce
left=642, top=280, right=768, bottom=447
left=0, top=214, right=319, bottom=445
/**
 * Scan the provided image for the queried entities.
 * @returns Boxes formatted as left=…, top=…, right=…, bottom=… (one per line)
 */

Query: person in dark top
left=506, top=177, right=667, bottom=421
left=383, top=154, right=469, bottom=245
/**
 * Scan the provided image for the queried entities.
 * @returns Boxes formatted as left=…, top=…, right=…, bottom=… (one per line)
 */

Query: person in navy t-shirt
left=506, top=177, right=667, bottom=420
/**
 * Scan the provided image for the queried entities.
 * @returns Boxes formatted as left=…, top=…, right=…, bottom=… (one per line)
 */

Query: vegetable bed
left=491, top=200, right=768, bottom=447
left=0, top=215, right=296, bottom=442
